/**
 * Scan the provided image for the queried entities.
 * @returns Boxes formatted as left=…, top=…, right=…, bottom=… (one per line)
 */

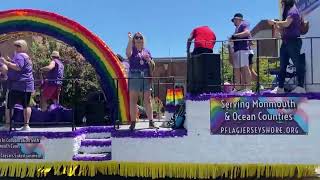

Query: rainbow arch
left=0, top=9, right=129, bottom=122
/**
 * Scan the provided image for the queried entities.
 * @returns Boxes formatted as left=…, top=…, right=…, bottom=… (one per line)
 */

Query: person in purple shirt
left=40, top=51, right=64, bottom=111
left=0, top=40, right=34, bottom=131
left=116, top=54, right=130, bottom=76
left=230, top=13, right=252, bottom=93
left=126, top=32, right=155, bottom=130
left=269, top=0, right=305, bottom=93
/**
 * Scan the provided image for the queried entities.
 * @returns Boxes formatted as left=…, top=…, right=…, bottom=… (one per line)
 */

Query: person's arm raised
left=126, top=32, right=133, bottom=59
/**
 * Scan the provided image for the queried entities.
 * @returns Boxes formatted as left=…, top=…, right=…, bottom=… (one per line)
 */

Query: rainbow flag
left=166, top=88, right=184, bottom=106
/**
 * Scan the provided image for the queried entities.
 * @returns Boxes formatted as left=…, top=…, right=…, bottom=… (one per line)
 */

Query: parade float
left=0, top=7, right=318, bottom=179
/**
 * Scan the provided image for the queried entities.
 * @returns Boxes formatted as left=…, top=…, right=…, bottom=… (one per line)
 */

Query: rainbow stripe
left=0, top=9, right=129, bottom=122
left=166, top=88, right=184, bottom=106
left=210, top=97, right=241, bottom=131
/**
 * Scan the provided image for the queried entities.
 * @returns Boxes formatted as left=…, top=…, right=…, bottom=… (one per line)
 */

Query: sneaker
left=291, top=86, right=306, bottom=94
left=271, top=87, right=285, bottom=94
left=239, top=89, right=253, bottom=94
left=160, top=121, right=170, bottom=128
left=231, top=88, right=238, bottom=93
left=230, top=88, right=239, bottom=95
left=21, top=125, right=31, bottom=131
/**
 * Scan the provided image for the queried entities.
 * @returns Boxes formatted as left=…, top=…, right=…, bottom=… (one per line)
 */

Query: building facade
left=153, top=57, right=187, bottom=103
left=251, top=20, right=278, bottom=58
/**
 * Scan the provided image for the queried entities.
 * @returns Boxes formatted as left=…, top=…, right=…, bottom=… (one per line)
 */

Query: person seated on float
left=187, top=26, right=216, bottom=58
left=126, top=32, right=155, bottom=130
left=0, top=40, right=34, bottom=131
left=40, top=51, right=64, bottom=111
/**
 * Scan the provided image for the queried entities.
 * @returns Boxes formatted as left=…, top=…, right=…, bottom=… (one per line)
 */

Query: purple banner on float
left=0, top=136, right=45, bottom=159
left=210, top=97, right=308, bottom=135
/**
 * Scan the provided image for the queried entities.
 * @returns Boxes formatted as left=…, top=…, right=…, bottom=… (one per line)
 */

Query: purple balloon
left=48, top=103, right=59, bottom=111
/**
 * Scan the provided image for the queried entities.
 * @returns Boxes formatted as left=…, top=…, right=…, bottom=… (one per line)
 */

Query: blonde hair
left=14, top=39, right=28, bottom=52
left=51, top=51, right=60, bottom=58
left=132, top=32, right=145, bottom=48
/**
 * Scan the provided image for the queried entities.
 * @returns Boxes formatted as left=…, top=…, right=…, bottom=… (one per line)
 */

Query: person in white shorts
left=233, top=49, right=250, bottom=68
left=230, top=13, right=252, bottom=93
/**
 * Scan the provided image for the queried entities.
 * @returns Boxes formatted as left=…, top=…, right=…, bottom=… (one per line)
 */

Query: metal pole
left=157, top=78, right=160, bottom=121
left=310, top=38, right=314, bottom=85
left=116, top=79, right=120, bottom=129
left=221, top=41, right=225, bottom=88
left=72, top=79, right=76, bottom=131
left=256, top=40, right=260, bottom=93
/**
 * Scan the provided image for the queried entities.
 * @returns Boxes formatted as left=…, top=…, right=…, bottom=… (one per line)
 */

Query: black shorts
left=7, top=90, right=32, bottom=109
left=192, top=47, right=213, bottom=56
left=249, top=53, right=254, bottom=65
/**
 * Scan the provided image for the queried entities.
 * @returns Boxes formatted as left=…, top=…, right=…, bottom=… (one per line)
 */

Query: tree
left=219, top=42, right=277, bottom=90
left=30, top=35, right=101, bottom=107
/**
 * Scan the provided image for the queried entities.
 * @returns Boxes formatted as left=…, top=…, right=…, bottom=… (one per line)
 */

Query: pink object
left=223, top=82, right=233, bottom=93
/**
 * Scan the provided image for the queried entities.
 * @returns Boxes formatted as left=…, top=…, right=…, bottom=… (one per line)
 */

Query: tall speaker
left=187, top=53, right=222, bottom=95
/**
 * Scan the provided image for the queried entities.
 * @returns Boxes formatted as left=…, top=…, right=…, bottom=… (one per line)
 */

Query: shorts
left=233, top=50, right=250, bottom=68
left=7, top=90, right=32, bottom=109
left=192, top=47, right=213, bottom=56
left=42, top=83, right=61, bottom=101
left=129, top=70, right=151, bottom=92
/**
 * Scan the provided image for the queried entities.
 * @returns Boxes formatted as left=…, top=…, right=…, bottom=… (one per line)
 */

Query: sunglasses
left=134, top=36, right=143, bottom=40
left=15, top=44, right=21, bottom=48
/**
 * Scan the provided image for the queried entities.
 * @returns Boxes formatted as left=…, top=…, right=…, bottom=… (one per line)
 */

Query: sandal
left=129, top=121, right=136, bottom=131
left=149, top=120, right=155, bottom=128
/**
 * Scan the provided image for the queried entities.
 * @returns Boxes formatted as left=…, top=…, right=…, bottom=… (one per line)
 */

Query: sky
left=0, top=0, right=279, bottom=57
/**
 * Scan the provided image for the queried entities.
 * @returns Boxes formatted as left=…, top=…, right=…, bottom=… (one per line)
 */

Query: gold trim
left=0, top=161, right=316, bottom=179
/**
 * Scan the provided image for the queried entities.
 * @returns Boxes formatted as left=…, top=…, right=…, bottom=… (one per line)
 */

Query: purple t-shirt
left=283, top=5, right=301, bottom=41
left=7, top=53, right=34, bottom=92
left=45, top=59, right=64, bottom=85
left=129, top=47, right=152, bottom=71
left=233, top=21, right=251, bottom=52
